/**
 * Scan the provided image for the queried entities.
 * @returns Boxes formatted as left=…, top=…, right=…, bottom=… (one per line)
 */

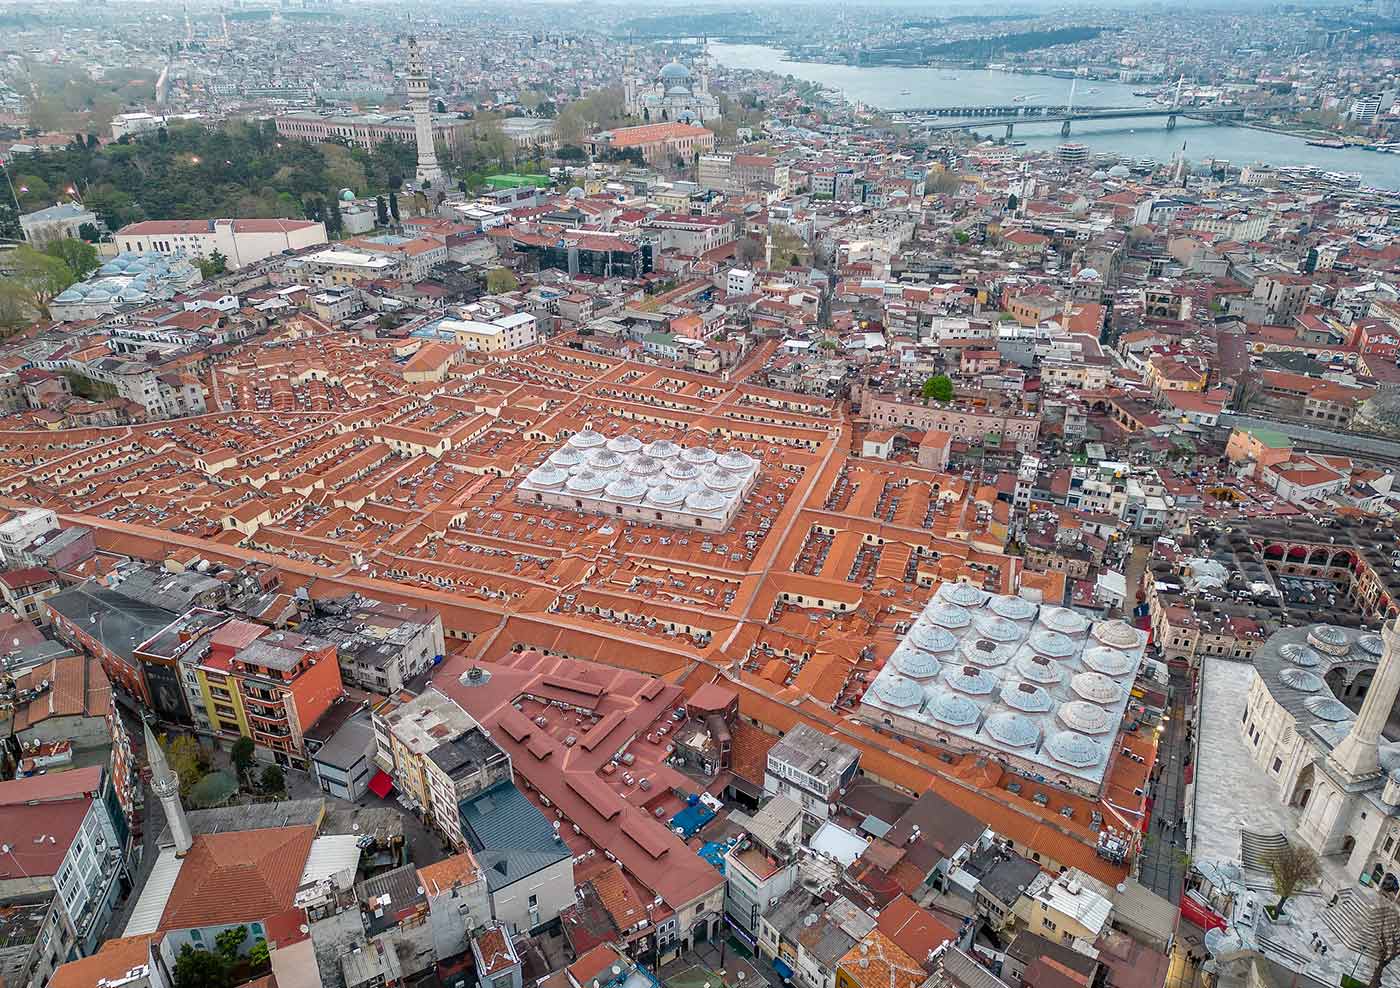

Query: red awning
left=368, top=770, right=394, bottom=798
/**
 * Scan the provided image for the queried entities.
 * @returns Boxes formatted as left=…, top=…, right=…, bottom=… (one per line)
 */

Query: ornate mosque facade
left=623, top=50, right=721, bottom=125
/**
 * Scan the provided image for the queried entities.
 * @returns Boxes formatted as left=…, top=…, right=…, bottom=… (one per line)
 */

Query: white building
left=763, top=723, right=860, bottom=831
left=19, top=202, right=98, bottom=245
left=109, top=112, right=202, bottom=140
left=727, top=268, right=755, bottom=296
left=115, top=218, right=327, bottom=270
left=434, top=313, right=538, bottom=353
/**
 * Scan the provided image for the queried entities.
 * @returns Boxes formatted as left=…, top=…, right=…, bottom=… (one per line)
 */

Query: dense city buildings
left=0, top=4, right=1399, bottom=988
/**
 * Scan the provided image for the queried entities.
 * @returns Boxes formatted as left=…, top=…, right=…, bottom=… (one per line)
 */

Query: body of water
left=710, top=43, right=1400, bottom=190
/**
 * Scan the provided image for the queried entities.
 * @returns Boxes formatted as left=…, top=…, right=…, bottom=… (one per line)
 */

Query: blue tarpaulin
left=773, top=959, right=794, bottom=979
left=670, top=801, right=716, bottom=838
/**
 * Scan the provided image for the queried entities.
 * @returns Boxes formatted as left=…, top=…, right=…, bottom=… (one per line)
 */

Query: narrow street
left=1137, top=664, right=1193, bottom=903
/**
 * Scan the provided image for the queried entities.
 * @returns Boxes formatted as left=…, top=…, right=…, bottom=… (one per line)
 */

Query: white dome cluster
left=860, top=584, right=1149, bottom=791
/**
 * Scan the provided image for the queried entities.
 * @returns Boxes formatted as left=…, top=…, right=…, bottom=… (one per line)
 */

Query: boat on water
left=1007, top=140, right=1027, bottom=147
left=1306, top=138, right=1347, bottom=149
left=899, top=89, right=911, bottom=95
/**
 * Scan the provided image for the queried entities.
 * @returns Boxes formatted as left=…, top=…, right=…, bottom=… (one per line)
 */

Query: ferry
left=899, top=89, right=911, bottom=95
left=1305, top=138, right=1347, bottom=149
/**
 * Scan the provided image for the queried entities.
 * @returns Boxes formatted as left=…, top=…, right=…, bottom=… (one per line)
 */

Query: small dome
left=1072, top=672, right=1124, bottom=705
left=990, top=595, right=1037, bottom=621
left=1018, top=653, right=1063, bottom=685
left=961, top=637, right=1014, bottom=668
left=627, top=455, right=664, bottom=478
left=607, top=434, right=643, bottom=454
left=909, top=623, right=957, bottom=653
left=680, top=446, right=716, bottom=466
left=646, top=484, right=686, bottom=507
left=975, top=614, right=1024, bottom=643
left=568, top=428, right=607, bottom=449
left=1280, top=642, right=1321, bottom=667
left=339, top=187, right=356, bottom=201
left=926, top=689, right=981, bottom=727
left=871, top=673, right=924, bottom=710
left=605, top=477, right=646, bottom=500
left=665, top=460, right=700, bottom=481
left=1093, top=620, right=1143, bottom=650
left=939, top=582, right=987, bottom=608
left=1029, top=629, right=1077, bottom=659
left=644, top=439, right=681, bottom=460
left=1304, top=696, right=1352, bottom=722
left=659, top=61, right=691, bottom=81
left=892, top=644, right=941, bottom=680
left=946, top=665, right=996, bottom=696
left=526, top=464, right=567, bottom=488
left=1046, top=730, right=1104, bottom=768
left=1081, top=646, right=1136, bottom=676
left=1107, top=164, right=1131, bottom=178
left=1308, top=625, right=1349, bottom=656
left=587, top=448, right=624, bottom=469
left=1058, top=700, right=1114, bottom=734
left=984, top=711, right=1039, bottom=748
left=701, top=467, right=741, bottom=492
left=928, top=604, right=972, bottom=630
left=1001, top=681, right=1053, bottom=713
left=716, top=450, right=755, bottom=473
left=565, top=471, right=607, bottom=494
left=1040, top=607, right=1089, bottom=636
left=686, top=489, right=726, bottom=512
left=1358, top=634, right=1385, bottom=658
left=1279, top=668, right=1324, bottom=693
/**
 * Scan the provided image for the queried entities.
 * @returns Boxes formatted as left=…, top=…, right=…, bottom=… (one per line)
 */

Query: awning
left=368, top=770, right=394, bottom=798
left=772, top=959, right=794, bottom=980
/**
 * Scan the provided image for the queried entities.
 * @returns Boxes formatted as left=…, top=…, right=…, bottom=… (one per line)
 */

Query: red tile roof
left=158, top=825, right=316, bottom=931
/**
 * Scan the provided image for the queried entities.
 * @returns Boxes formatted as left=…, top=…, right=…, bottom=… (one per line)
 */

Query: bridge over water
left=892, top=103, right=1249, bottom=138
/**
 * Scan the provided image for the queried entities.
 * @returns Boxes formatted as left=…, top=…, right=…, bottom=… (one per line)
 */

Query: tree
left=375, top=195, right=389, bottom=226
left=43, top=239, right=99, bottom=279
left=248, top=938, right=271, bottom=970
left=196, top=250, right=228, bottom=279
left=326, top=197, right=343, bottom=237
left=1366, top=904, right=1400, bottom=988
left=922, top=374, right=954, bottom=404
left=77, top=222, right=101, bottom=242
left=1263, top=841, right=1319, bottom=917
left=162, top=734, right=205, bottom=797
left=9, top=246, right=77, bottom=321
left=173, top=944, right=232, bottom=988
left=215, top=924, right=248, bottom=961
left=485, top=267, right=518, bottom=293
left=259, top=764, right=285, bottom=793
left=230, top=736, right=256, bottom=780
left=735, top=237, right=764, bottom=266
left=388, top=191, right=400, bottom=223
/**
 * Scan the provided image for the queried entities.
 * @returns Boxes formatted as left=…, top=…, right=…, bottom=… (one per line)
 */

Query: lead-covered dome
left=940, top=583, right=987, bottom=608
left=984, top=711, right=1039, bottom=748
left=1001, top=681, right=1053, bottom=713
left=946, top=665, right=997, bottom=696
left=1093, top=620, right=1142, bottom=650
left=872, top=674, right=924, bottom=710
left=892, top=644, right=941, bottom=680
left=909, top=623, right=957, bottom=653
left=990, top=595, right=1037, bottom=621
left=926, top=689, right=981, bottom=727
left=1081, top=646, right=1136, bottom=676
left=1040, top=607, right=1090, bottom=635
left=1058, top=700, right=1114, bottom=734
left=1072, top=671, right=1124, bottom=705
left=1046, top=730, right=1104, bottom=768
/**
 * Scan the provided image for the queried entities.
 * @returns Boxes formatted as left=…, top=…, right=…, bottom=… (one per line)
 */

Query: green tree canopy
left=9, top=246, right=78, bottom=322
left=922, top=374, right=954, bottom=403
left=161, top=734, right=206, bottom=797
left=259, top=764, right=285, bottom=793
left=230, top=736, right=256, bottom=779
left=485, top=267, right=519, bottom=293
left=173, top=944, right=232, bottom=988
left=43, top=239, right=99, bottom=280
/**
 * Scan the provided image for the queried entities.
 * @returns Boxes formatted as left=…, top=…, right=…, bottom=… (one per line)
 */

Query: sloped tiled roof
left=158, top=825, right=316, bottom=931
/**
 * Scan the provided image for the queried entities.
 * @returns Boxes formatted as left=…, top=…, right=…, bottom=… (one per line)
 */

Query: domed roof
left=984, top=711, right=1040, bottom=748
left=926, top=689, right=981, bottom=727
left=961, top=637, right=1014, bottom=668
left=607, top=434, right=643, bottom=454
left=339, top=187, right=356, bottom=201
left=871, top=673, right=924, bottom=710
left=1046, top=730, right=1104, bottom=768
left=1001, top=681, right=1053, bottom=713
left=587, top=447, right=624, bottom=469
left=644, top=439, right=681, bottom=460
left=1279, top=642, right=1321, bottom=667
left=717, top=450, right=755, bottom=473
left=892, top=644, right=941, bottom=680
left=659, top=60, right=691, bottom=81
left=990, top=595, right=1037, bottom=621
left=701, top=467, right=741, bottom=492
left=939, top=583, right=987, bottom=608
left=975, top=613, right=1024, bottom=643
left=1308, top=625, right=1349, bottom=655
left=1081, top=646, right=1136, bottom=676
left=665, top=460, right=700, bottom=481
left=548, top=446, right=583, bottom=466
left=928, top=603, right=972, bottom=630
left=1058, top=700, right=1114, bottom=734
left=646, top=483, right=687, bottom=507
left=946, top=665, right=997, bottom=696
left=1028, top=629, right=1076, bottom=659
left=680, top=446, right=716, bottom=465
left=1093, top=620, right=1143, bottom=650
left=909, top=623, right=957, bottom=653
left=1107, top=164, right=1131, bottom=178
left=605, top=476, right=646, bottom=500
left=666, top=85, right=692, bottom=96
left=568, top=428, right=607, bottom=449
left=1279, top=668, right=1324, bottom=693
left=1071, top=671, right=1124, bottom=705
left=1358, top=634, right=1385, bottom=658
left=686, top=489, right=726, bottom=512
left=1040, top=607, right=1089, bottom=636
left=1304, top=696, right=1352, bottom=722
left=1018, top=653, right=1063, bottom=685
left=526, top=464, right=567, bottom=488
left=627, top=455, right=664, bottom=478
left=565, top=470, right=608, bottom=494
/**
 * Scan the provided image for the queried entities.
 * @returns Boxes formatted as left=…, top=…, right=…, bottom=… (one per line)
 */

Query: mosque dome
left=984, top=711, right=1039, bottom=749
left=1279, top=642, right=1321, bottom=667
left=1046, top=731, right=1104, bottom=768
left=940, top=583, right=987, bottom=608
left=872, top=673, right=924, bottom=710
left=926, top=689, right=981, bottom=727
left=1107, top=164, right=1131, bottom=178
left=990, top=595, right=1036, bottom=621
left=1279, top=668, right=1324, bottom=693
left=1307, top=625, right=1350, bottom=656
left=339, top=187, right=356, bottom=201
left=659, top=61, right=692, bottom=82
left=1358, top=634, right=1385, bottom=658
left=1304, top=696, right=1352, bottom=722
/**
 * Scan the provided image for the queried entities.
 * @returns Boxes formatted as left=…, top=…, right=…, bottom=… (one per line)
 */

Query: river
left=709, top=43, right=1400, bottom=190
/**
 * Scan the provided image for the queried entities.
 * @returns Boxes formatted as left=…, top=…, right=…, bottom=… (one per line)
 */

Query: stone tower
left=145, top=721, right=193, bottom=856
left=1330, top=618, right=1400, bottom=782
left=406, top=37, right=443, bottom=187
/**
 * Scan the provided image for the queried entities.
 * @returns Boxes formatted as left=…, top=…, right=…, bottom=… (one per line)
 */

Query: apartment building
left=301, top=595, right=446, bottom=695
left=764, top=724, right=860, bottom=832
left=424, top=726, right=513, bottom=849
left=115, top=219, right=326, bottom=270
left=227, top=630, right=343, bottom=769
left=723, top=796, right=802, bottom=937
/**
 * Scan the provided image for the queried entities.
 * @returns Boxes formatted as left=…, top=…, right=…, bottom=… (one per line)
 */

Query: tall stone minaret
left=406, top=37, right=443, bottom=187
left=1330, top=619, right=1400, bottom=782
left=623, top=46, right=638, bottom=117
left=145, top=722, right=193, bottom=856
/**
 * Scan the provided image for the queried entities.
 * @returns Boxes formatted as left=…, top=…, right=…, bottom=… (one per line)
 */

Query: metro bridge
left=892, top=103, right=1249, bottom=138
